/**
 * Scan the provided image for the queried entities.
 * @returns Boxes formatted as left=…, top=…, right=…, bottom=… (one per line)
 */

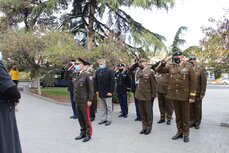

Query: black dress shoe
left=172, top=134, right=183, bottom=140
left=118, top=114, right=124, bottom=117
left=195, top=124, right=200, bottom=129
left=190, top=123, right=195, bottom=127
left=123, top=115, right=128, bottom=118
left=139, top=129, right=146, bottom=134
left=75, top=134, right=86, bottom=140
left=83, top=136, right=91, bottom=142
left=91, top=118, right=95, bottom=122
left=166, top=120, right=171, bottom=125
left=157, top=119, right=165, bottom=124
left=70, top=116, right=78, bottom=119
left=183, top=136, right=189, bottom=143
left=134, top=117, right=141, bottom=121
left=105, top=121, right=111, bottom=126
left=98, top=120, right=107, bottom=125
left=144, top=129, right=151, bottom=135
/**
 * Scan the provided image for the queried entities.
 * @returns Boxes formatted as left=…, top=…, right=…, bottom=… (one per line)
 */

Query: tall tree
left=171, top=26, right=188, bottom=53
left=0, top=0, right=69, bottom=31
left=60, top=0, right=175, bottom=54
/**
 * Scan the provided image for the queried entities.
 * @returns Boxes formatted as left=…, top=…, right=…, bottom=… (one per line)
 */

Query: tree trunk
left=88, top=0, right=96, bottom=51
left=36, top=75, right=41, bottom=95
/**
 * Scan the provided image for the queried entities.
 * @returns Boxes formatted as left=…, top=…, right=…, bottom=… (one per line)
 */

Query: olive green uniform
left=73, top=70, right=94, bottom=137
left=135, top=67, right=157, bottom=131
left=158, top=62, right=196, bottom=136
left=190, top=64, right=207, bottom=126
left=155, top=70, right=173, bottom=121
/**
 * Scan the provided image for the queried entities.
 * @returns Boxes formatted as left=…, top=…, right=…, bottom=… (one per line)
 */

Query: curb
left=22, top=91, right=71, bottom=106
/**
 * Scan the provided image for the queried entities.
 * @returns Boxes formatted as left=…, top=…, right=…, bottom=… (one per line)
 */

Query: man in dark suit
left=95, top=59, right=115, bottom=126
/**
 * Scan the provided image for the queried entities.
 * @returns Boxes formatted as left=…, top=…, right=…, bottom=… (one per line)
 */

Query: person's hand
left=14, top=101, right=19, bottom=107
left=165, top=56, right=172, bottom=63
left=189, top=98, right=195, bottom=103
left=107, top=92, right=112, bottom=96
left=87, top=101, right=92, bottom=107
left=200, top=95, right=204, bottom=99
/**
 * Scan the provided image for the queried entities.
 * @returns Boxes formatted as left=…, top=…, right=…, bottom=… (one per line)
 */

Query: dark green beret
left=173, top=51, right=183, bottom=56
left=76, top=58, right=90, bottom=65
left=189, top=55, right=196, bottom=60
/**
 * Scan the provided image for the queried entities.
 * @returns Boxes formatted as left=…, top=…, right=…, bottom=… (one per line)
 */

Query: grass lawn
left=41, top=87, right=69, bottom=98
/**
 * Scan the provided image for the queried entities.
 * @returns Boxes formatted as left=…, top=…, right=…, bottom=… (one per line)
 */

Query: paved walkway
left=16, top=85, right=229, bottom=153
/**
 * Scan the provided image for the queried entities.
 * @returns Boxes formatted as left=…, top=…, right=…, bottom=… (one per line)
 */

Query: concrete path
left=16, top=85, right=229, bottom=153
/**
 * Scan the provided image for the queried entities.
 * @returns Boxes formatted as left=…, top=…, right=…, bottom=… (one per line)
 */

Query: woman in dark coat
left=0, top=52, right=22, bottom=153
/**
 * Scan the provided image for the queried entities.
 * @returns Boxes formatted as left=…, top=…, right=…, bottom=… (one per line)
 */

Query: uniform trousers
left=77, top=103, right=92, bottom=137
left=157, top=92, right=173, bottom=120
left=190, top=96, right=202, bottom=125
left=173, top=100, right=190, bottom=136
left=118, top=93, right=128, bottom=116
left=138, top=100, right=153, bottom=130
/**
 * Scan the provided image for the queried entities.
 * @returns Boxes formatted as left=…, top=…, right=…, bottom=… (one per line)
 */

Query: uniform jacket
left=73, top=70, right=94, bottom=104
left=94, top=67, right=115, bottom=98
left=157, top=62, right=197, bottom=101
left=135, top=67, right=157, bottom=101
left=194, top=64, right=207, bottom=97
left=127, top=62, right=139, bottom=93
left=155, top=63, right=169, bottom=94
left=64, top=69, right=74, bottom=92
left=156, top=74, right=169, bottom=94
left=115, top=70, right=131, bottom=95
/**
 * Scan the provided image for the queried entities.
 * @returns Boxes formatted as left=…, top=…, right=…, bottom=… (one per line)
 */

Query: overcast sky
left=122, top=0, right=228, bottom=49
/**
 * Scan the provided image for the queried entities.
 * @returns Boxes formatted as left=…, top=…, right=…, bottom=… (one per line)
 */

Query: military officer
left=128, top=61, right=141, bottom=121
left=73, top=58, right=94, bottom=143
left=189, top=55, right=207, bottom=129
left=157, top=51, right=197, bottom=143
left=135, top=58, right=157, bottom=135
left=153, top=61, right=173, bottom=125
left=115, top=64, right=131, bottom=118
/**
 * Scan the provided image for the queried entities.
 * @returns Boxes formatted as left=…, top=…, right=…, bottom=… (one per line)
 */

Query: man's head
left=188, top=55, right=197, bottom=66
left=172, top=51, right=184, bottom=64
left=117, top=63, right=125, bottom=71
left=138, top=58, right=147, bottom=69
left=98, top=59, right=106, bottom=69
left=74, top=58, right=89, bottom=71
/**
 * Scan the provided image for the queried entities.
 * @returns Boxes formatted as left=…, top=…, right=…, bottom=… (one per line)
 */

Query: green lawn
left=41, top=87, right=69, bottom=98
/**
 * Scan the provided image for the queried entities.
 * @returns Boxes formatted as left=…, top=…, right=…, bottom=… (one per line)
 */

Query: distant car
left=40, top=69, right=70, bottom=87
left=221, top=78, right=229, bottom=85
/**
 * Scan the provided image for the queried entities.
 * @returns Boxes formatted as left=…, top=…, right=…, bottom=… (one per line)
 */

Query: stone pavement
left=16, top=85, right=229, bottom=153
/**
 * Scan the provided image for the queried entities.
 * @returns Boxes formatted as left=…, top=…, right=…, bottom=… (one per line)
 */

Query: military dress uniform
left=158, top=58, right=197, bottom=142
left=135, top=66, right=157, bottom=134
left=73, top=59, right=94, bottom=142
left=155, top=64, right=173, bottom=125
left=115, top=68, right=131, bottom=118
left=190, top=63, right=207, bottom=129
left=128, top=62, right=141, bottom=121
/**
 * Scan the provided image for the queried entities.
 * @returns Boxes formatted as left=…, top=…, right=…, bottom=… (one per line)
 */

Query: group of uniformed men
left=65, top=50, right=207, bottom=143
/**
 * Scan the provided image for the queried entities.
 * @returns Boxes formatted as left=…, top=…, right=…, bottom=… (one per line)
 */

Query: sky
left=122, top=0, right=228, bottom=49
